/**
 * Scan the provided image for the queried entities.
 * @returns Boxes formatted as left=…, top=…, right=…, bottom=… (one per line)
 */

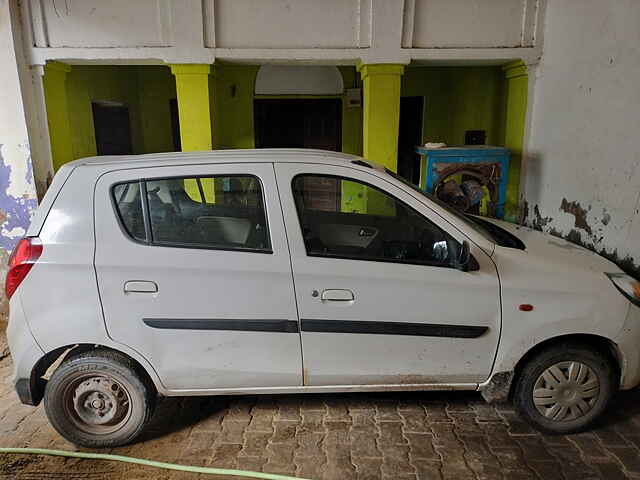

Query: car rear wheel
left=513, top=343, right=616, bottom=434
left=44, top=349, right=154, bottom=447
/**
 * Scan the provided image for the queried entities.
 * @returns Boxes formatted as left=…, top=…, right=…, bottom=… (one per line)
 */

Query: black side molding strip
left=143, top=318, right=299, bottom=333
left=301, top=319, right=487, bottom=339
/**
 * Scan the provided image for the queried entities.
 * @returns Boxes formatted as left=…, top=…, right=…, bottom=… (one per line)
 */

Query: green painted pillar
left=169, top=64, right=214, bottom=151
left=358, top=64, right=405, bottom=171
left=502, top=61, right=529, bottom=222
left=43, top=61, right=73, bottom=171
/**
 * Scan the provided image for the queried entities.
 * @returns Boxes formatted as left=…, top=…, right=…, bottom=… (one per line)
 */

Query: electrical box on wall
left=345, top=88, right=362, bottom=108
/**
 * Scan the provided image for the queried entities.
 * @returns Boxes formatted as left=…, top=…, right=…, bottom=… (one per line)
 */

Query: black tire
left=44, top=349, right=155, bottom=448
left=513, top=343, right=616, bottom=434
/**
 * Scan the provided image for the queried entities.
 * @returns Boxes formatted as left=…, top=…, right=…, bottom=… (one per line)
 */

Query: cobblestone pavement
left=3, top=331, right=640, bottom=479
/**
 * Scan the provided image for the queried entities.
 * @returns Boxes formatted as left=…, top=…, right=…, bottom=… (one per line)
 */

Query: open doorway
left=254, top=99, right=342, bottom=151
left=91, top=101, right=133, bottom=155
left=255, top=98, right=343, bottom=209
left=397, top=96, right=424, bottom=185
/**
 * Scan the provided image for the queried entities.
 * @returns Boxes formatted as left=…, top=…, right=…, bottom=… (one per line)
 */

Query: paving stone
left=607, top=446, right=640, bottom=475
left=300, top=411, right=325, bottom=434
left=499, top=411, right=540, bottom=436
left=594, top=425, right=630, bottom=447
left=569, top=432, right=609, bottom=460
left=411, top=459, right=442, bottom=480
left=526, top=460, right=565, bottom=480
left=380, top=443, right=416, bottom=477
left=350, top=425, right=382, bottom=458
left=352, top=457, right=383, bottom=480
left=590, top=461, right=629, bottom=480
left=240, top=430, right=271, bottom=457
left=271, top=420, right=298, bottom=444
left=400, top=410, right=431, bottom=433
left=513, top=437, right=557, bottom=462
left=325, top=419, right=351, bottom=445
left=378, top=421, right=408, bottom=445
left=405, top=432, right=439, bottom=460
left=376, top=401, right=403, bottom=422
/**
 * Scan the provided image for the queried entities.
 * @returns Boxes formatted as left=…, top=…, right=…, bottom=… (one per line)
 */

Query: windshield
left=383, top=168, right=496, bottom=243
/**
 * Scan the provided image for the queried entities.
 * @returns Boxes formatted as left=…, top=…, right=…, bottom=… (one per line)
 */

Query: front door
left=275, top=162, right=501, bottom=386
left=94, top=162, right=302, bottom=391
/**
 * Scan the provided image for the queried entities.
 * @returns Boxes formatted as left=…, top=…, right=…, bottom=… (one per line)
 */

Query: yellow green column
left=502, top=60, right=529, bottom=222
left=169, top=64, right=214, bottom=151
left=43, top=61, right=73, bottom=171
left=357, top=64, right=405, bottom=171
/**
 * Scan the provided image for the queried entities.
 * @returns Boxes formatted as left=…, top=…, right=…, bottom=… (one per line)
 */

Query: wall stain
left=560, top=198, right=593, bottom=235
left=530, top=204, right=552, bottom=230
left=525, top=202, right=640, bottom=280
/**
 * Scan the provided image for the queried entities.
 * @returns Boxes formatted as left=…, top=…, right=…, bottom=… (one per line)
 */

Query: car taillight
left=5, top=237, right=42, bottom=300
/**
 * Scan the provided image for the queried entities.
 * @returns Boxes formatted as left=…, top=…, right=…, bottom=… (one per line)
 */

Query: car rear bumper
left=7, top=294, right=45, bottom=405
left=615, top=302, right=640, bottom=390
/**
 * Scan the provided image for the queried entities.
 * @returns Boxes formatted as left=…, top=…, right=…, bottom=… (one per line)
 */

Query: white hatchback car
left=6, top=149, right=640, bottom=447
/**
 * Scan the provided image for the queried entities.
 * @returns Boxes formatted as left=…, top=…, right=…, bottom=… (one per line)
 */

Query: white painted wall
left=23, top=0, right=544, bottom=65
left=524, top=0, right=640, bottom=274
left=410, top=0, right=537, bottom=48
left=255, top=66, right=344, bottom=95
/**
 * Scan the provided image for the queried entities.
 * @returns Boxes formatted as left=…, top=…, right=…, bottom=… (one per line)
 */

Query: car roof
left=69, top=149, right=364, bottom=169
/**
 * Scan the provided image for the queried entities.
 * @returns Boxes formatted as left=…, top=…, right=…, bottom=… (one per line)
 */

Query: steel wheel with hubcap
left=514, top=343, right=615, bottom=434
left=44, top=349, right=154, bottom=448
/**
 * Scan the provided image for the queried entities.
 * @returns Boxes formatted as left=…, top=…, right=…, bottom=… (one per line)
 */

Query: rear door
left=94, top=162, right=302, bottom=391
left=275, top=162, right=501, bottom=386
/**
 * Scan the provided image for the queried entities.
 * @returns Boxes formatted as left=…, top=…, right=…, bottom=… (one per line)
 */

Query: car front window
left=381, top=167, right=496, bottom=244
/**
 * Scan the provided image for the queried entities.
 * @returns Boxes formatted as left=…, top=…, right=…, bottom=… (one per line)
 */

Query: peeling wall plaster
left=523, top=0, right=640, bottom=279
left=0, top=1, right=39, bottom=316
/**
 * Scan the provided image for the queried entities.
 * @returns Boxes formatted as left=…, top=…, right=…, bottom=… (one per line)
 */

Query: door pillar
left=502, top=60, right=528, bottom=222
left=169, top=64, right=214, bottom=151
left=357, top=64, right=405, bottom=172
left=43, top=61, right=73, bottom=171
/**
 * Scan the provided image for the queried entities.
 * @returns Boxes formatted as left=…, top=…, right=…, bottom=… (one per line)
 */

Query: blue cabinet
left=415, top=146, right=510, bottom=219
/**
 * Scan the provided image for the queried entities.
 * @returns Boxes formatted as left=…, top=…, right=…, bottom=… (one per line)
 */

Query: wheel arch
left=481, top=333, right=622, bottom=403
left=28, top=344, right=161, bottom=406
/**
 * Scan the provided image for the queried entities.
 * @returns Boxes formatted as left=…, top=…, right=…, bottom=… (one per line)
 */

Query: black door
left=92, top=102, right=133, bottom=156
left=255, top=98, right=343, bottom=210
left=398, top=96, right=424, bottom=185
left=254, top=99, right=342, bottom=152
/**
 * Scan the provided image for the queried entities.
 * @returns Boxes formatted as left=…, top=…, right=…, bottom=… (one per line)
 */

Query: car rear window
left=112, top=175, right=271, bottom=252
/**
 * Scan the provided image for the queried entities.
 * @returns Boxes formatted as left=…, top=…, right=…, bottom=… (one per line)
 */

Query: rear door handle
left=321, top=289, right=354, bottom=302
left=124, top=281, right=158, bottom=293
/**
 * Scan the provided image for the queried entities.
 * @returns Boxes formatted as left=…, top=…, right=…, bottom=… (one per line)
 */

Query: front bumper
left=614, top=302, right=640, bottom=390
left=7, top=294, right=45, bottom=405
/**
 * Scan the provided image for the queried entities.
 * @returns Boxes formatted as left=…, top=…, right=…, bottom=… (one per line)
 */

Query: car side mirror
left=455, top=240, right=479, bottom=272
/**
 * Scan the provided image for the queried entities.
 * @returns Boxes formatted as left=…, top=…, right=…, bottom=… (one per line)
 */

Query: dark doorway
left=254, top=99, right=342, bottom=151
left=397, top=96, right=424, bottom=185
left=92, top=102, right=133, bottom=155
left=255, top=98, right=343, bottom=210
left=169, top=98, right=181, bottom=151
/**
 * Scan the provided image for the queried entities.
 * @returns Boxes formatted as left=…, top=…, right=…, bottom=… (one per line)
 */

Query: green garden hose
left=0, top=448, right=309, bottom=480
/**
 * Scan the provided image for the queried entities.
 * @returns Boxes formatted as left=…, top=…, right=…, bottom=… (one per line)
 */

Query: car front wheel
left=513, top=343, right=616, bottom=434
left=44, top=349, right=154, bottom=448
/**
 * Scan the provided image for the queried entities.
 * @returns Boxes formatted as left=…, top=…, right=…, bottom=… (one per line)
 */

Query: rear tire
left=513, top=343, right=616, bottom=434
left=44, top=349, right=154, bottom=448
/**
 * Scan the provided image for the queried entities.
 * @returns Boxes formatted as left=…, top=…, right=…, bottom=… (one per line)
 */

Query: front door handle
left=124, top=280, right=158, bottom=293
left=321, top=289, right=354, bottom=302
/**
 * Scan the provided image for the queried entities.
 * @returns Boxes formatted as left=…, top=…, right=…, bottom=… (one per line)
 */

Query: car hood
left=482, top=218, right=623, bottom=274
